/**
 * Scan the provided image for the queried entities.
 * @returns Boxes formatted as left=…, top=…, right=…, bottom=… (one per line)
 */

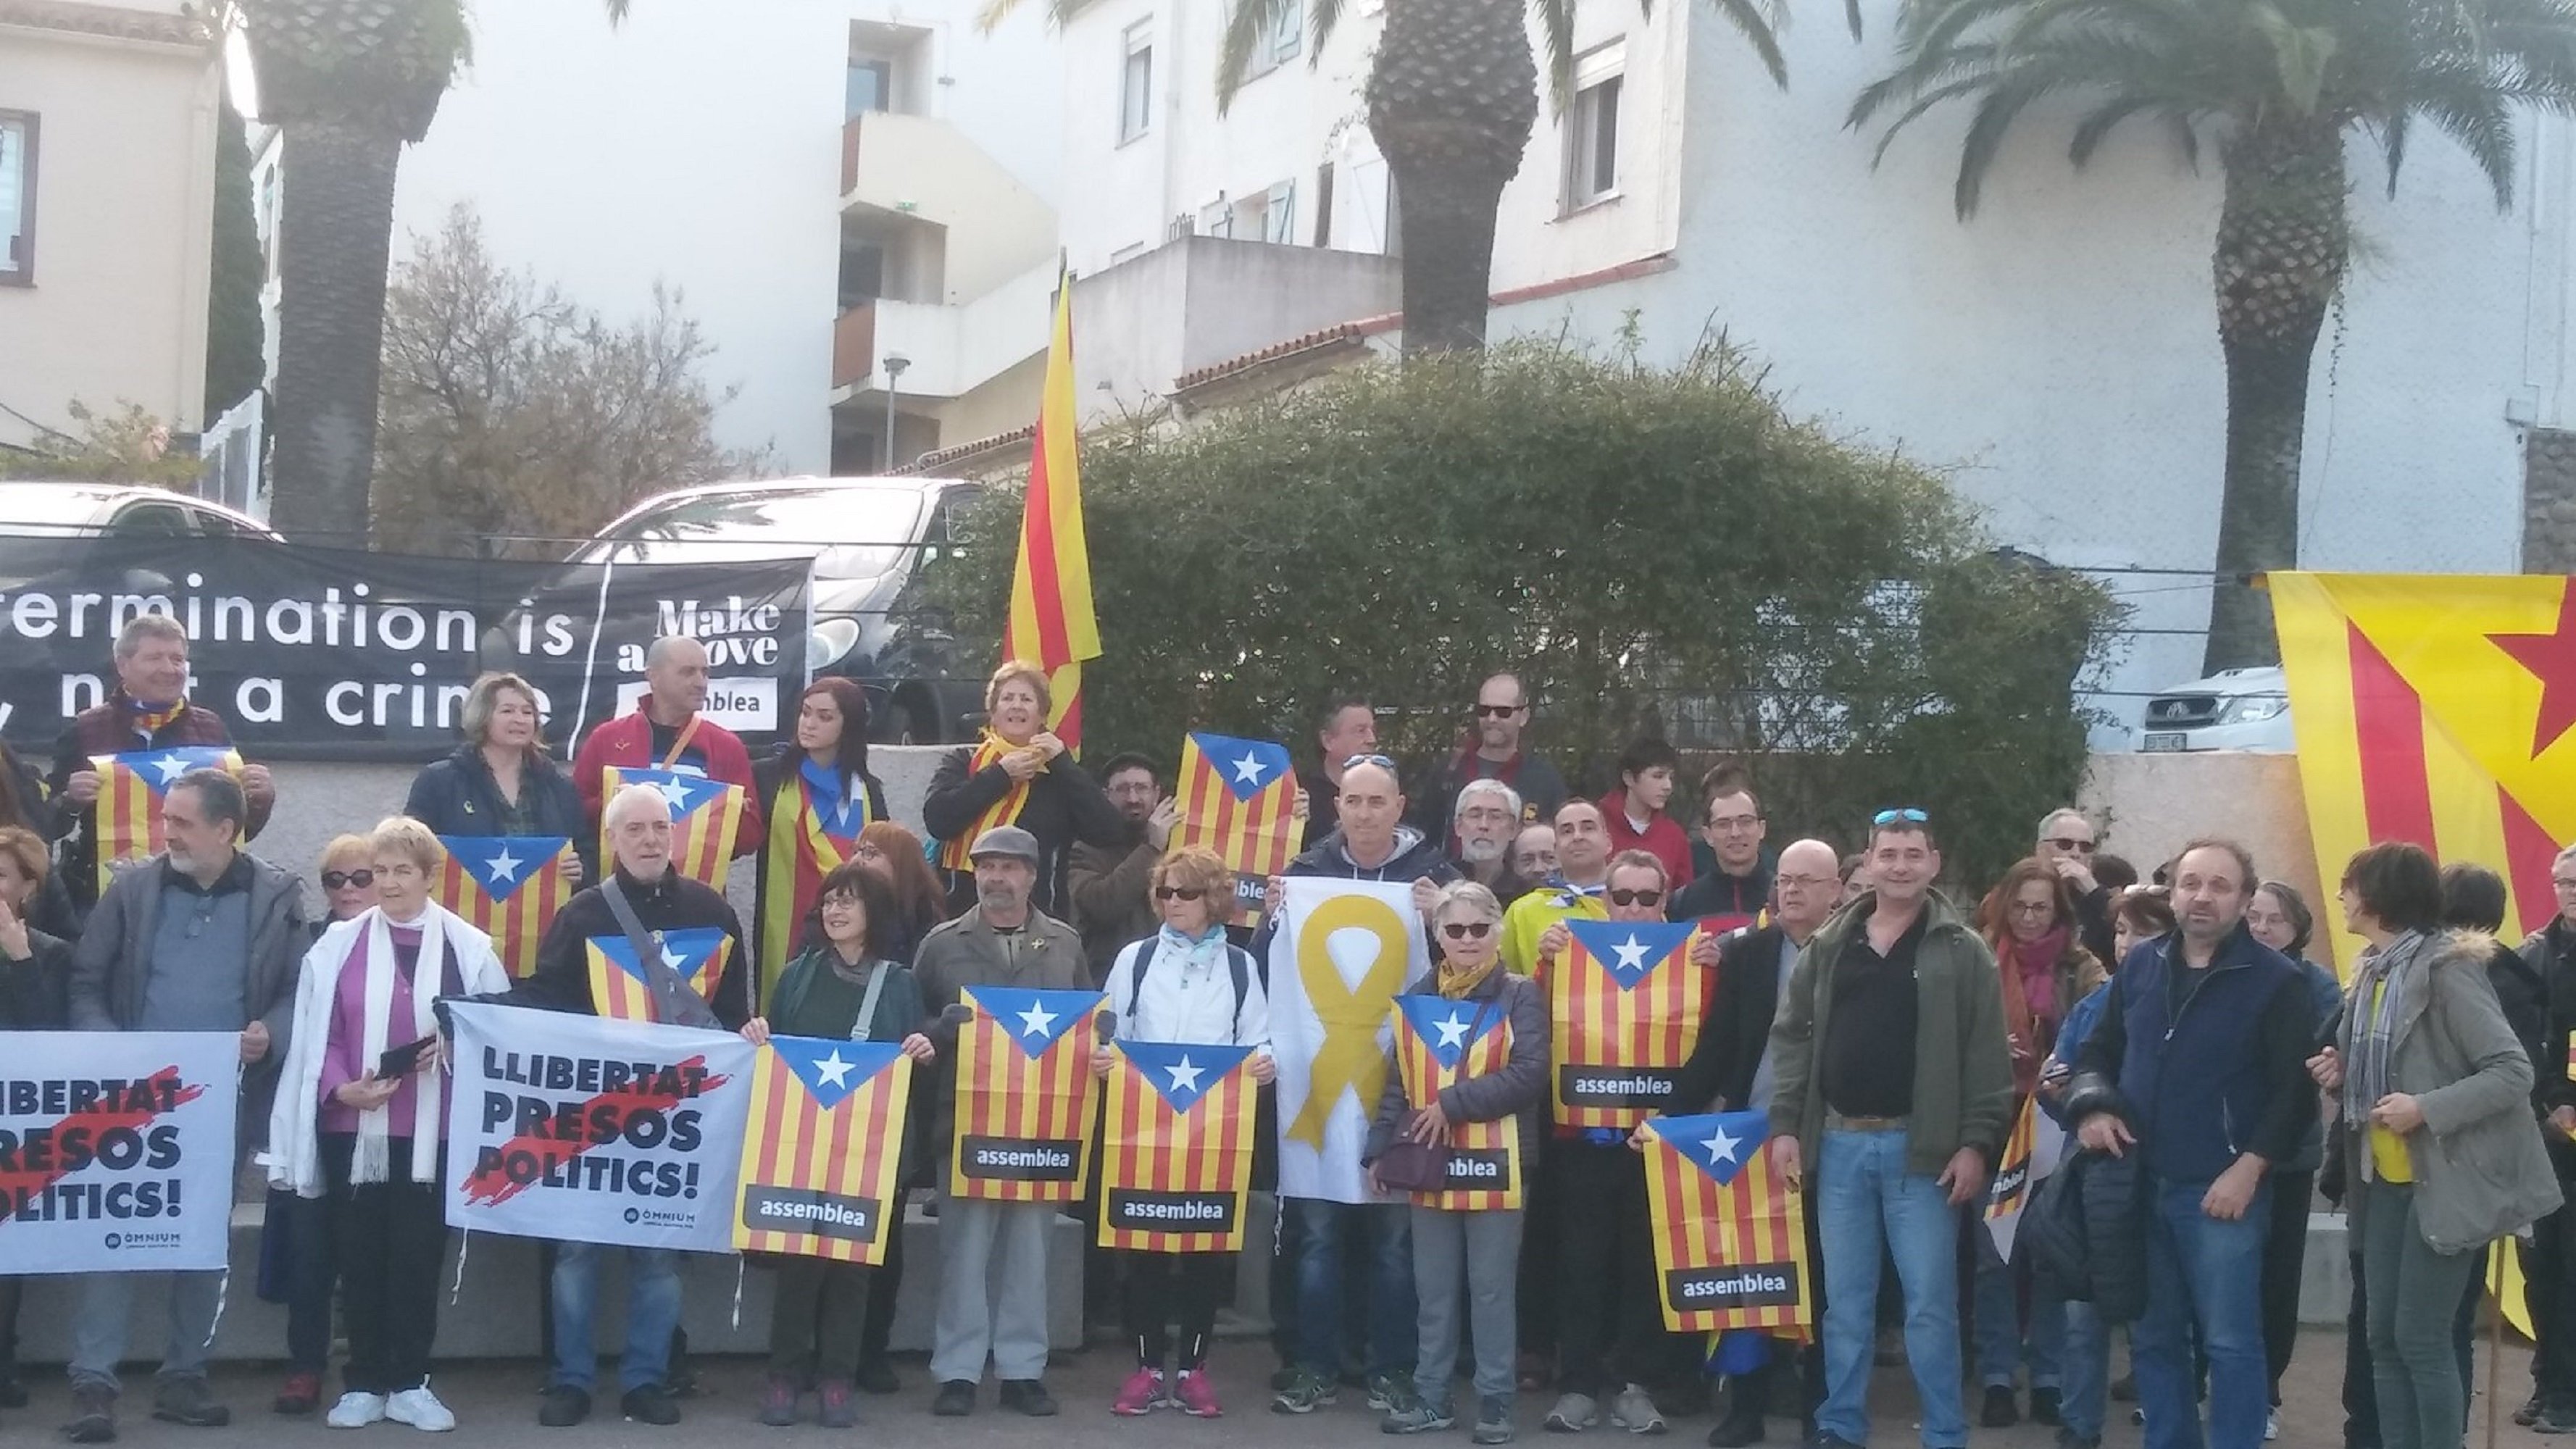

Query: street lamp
left=881, top=353, right=911, bottom=472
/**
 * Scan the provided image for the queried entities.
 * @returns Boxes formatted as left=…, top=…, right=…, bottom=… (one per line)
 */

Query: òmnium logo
left=623, top=1207, right=642, bottom=1225
left=103, top=1230, right=182, bottom=1251
left=103, top=1232, right=118, bottom=1250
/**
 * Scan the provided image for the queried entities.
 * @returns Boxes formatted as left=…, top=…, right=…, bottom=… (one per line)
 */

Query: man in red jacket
left=569, top=635, right=763, bottom=857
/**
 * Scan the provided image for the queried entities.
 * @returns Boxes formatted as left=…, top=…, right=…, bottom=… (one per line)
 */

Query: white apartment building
left=0, top=0, right=221, bottom=454
left=362, top=0, right=1061, bottom=477
left=1038, top=0, right=2576, bottom=732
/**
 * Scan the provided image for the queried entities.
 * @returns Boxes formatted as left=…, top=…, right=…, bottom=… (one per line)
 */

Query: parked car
left=2138, top=665, right=2293, bottom=752
left=0, top=481, right=280, bottom=540
left=504, top=476, right=987, bottom=744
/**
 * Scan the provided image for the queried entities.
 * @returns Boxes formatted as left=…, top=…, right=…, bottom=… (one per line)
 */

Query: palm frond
left=975, top=0, right=1084, bottom=35
left=1953, top=69, right=2070, bottom=213
left=2067, top=94, right=2164, bottom=162
left=1700, top=0, right=1791, bottom=88
left=2404, top=62, right=2521, bottom=201
left=1540, top=0, right=1580, bottom=112
left=1214, top=0, right=1304, bottom=109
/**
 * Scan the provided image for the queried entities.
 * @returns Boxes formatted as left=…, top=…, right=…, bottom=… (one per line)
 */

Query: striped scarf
left=2345, top=928, right=2430, bottom=1166
left=935, top=731, right=1038, bottom=872
left=127, top=697, right=187, bottom=744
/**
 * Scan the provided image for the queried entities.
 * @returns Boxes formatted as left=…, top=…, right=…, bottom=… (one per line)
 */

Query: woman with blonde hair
left=921, top=660, right=1122, bottom=914
left=403, top=672, right=592, bottom=881
left=268, top=818, right=510, bottom=1433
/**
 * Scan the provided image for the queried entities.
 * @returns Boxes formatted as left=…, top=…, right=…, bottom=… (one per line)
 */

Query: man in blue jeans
left=2067, top=839, right=2316, bottom=1449
left=1764, top=811, right=2014, bottom=1449
left=1272, top=1198, right=1419, bottom=1413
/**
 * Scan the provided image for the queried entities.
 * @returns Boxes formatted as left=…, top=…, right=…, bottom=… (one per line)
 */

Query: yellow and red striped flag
left=1550, top=919, right=1707, bottom=1127
left=949, top=984, right=1106, bottom=1202
left=734, top=1035, right=914, bottom=1264
left=1096, top=1040, right=1259, bottom=1252
left=597, top=767, right=745, bottom=895
left=585, top=927, right=732, bottom=1024
left=1001, top=270, right=1100, bottom=753
left=433, top=835, right=572, bottom=980
left=88, top=746, right=243, bottom=893
left=1172, top=732, right=1299, bottom=927
left=1640, top=1111, right=1812, bottom=1334
left=1983, top=1093, right=2064, bottom=1258
left=1390, top=993, right=1522, bottom=1208
left=933, top=732, right=1033, bottom=874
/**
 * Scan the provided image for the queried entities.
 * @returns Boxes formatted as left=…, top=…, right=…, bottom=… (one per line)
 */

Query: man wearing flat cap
left=912, top=824, right=1090, bottom=1418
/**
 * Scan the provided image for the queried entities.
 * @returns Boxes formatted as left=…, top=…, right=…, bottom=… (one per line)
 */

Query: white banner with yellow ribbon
left=1267, top=878, right=1429, bottom=1203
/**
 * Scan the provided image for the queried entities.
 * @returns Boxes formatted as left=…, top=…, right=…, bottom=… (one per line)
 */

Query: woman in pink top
left=267, top=818, right=509, bottom=1434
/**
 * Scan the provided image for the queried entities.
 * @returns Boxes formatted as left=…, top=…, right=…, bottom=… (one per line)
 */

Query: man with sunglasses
left=1766, top=809, right=2013, bottom=1449
left=2035, top=809, right=2119, bottom=967
left=1414, top=675, right=1567, bottom=858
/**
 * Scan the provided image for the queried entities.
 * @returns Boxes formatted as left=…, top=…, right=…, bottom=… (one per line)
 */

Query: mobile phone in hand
left=376, top=1035, right=435, bottom=1080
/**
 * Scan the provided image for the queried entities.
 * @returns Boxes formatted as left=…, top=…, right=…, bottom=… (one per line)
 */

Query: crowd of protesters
left=0, top=619, right=2569, bottom=1449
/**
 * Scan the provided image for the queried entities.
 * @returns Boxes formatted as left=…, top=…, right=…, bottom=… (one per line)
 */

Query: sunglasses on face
left=322, top=869, right=374, bottom=890
left=1441, top=921, right=1494, bottom=940
left=1872, top=807, right=1930, bottom=827
left=2045, top=837, right=2096, bottom=854
left=1154, top=886, right=1206, bottom=902
left=1609, top=888, right=1663, bottom=907
left=1475, top=704, right=1522, bottom=719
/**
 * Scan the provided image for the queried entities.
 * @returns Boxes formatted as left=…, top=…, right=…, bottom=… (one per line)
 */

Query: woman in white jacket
left=267, top=817, right=508, bottom=1434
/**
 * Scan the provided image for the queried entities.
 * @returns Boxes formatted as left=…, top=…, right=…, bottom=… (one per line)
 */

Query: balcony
left=832, top=304, right=877, bottom=392
left=838, top=111, right=1055, bottom=302
left=830, top=261, right=1055, bottom=404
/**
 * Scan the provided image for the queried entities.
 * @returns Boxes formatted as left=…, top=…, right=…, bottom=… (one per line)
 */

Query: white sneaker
left=1609, top=1385, right=1667, bottom=1436
left=327, top=1392, right=388, bottom=1429
left=385, top=1387, right=457, bottom=1433
left=2264, top=1409, right=2280, bottom=1441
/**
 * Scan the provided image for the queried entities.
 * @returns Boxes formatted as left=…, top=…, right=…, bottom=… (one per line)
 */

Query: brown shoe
left=150, top=1377, right=230, bottom=1429
left=64, top=1384, right=117, bottom=1443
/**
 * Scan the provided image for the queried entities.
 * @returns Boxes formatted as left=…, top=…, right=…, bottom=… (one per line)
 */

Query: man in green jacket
left=1765, top=811, right=2013, bottom=1449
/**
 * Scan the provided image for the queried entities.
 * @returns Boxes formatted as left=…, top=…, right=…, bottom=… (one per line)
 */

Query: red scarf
left=2002, top=927, right=2068, bottom=1032
left=125, top=696, right=187, bottom=743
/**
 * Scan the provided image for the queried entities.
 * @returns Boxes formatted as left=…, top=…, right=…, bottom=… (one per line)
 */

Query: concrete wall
left=2075, top=749, right=2335, bottom=972
left=0, top=3, right=220, bottom=449
left=1070, top=235, right=1402, bottom=416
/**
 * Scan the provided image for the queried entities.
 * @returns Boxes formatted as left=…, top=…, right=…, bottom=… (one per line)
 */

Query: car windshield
left=578, top=487, right=923, bottom=577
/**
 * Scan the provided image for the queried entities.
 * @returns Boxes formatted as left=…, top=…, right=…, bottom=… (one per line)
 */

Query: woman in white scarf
left=266, top=817, right=507, bottom=1434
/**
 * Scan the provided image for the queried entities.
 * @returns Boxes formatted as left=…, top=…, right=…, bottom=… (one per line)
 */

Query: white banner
left=1984, top=1093, right=2067, bottom=1260
left=443, top=1002, right=756, bottom=1253
left=0, top=1031, right=241, bottom=1274
left=1267, top=878, right=1430, bottom=1203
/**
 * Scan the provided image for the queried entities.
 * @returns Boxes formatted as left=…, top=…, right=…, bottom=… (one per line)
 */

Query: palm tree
left=1851, top=0, right=2576, bottom=671
left=242, top=0, right=627, bottom=546
left=989, top=0, right=1792, bottom=354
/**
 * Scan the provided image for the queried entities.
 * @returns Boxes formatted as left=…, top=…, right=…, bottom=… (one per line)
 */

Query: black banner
left=0, top=537, right=811, bottom=760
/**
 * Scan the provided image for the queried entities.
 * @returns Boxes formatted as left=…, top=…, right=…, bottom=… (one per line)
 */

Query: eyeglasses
left=1776, top=874, right=1838, bottom=892
left=1441, top=921, right=1494, bottom=940
left=1872, top=808, right=1930, bottom=826
left=855, top=841, right=885, bottom=861
left=1708, top=813, right=1763, bottom=832
left=1154, top=886, right=1206, bottom=902
left=2007, top=900, right=2056, bottom=917
left=2044, top=837, right=2096, bottom=854
left=1609, top=888, right=1664, bottom=907
left=1341, top=753, right=1399, bottom=774
left=1474, top=704, right=1522, bottom=719
left=321, top=869, right=375, bottom=890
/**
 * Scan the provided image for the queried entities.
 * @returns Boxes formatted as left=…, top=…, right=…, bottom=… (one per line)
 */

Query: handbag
left=1372, top=994, right=1499, bottom=1195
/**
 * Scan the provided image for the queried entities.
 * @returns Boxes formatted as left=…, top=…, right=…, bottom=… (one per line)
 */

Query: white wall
left=389, top=0, right=1061, bottom=477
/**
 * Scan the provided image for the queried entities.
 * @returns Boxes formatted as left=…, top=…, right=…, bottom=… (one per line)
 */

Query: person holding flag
left=1094, top=845, right=1274, bottom=1419
left=569, top=635, right=763, bottom=857
left=738, top=860, right=936, bottom=1429
left=402, top=672, right=593, bottom=881
left=1367, top=880, right=1548, bottom=1444
left=925, top=661, right=1121, bottom=917
left=0, top=824, right=70, bottom=1418
left=264, top=818, right=509, bottom=1435
left=753, top=678, right=889, bottom=1003
left=49, top=614, right=275, bottom=911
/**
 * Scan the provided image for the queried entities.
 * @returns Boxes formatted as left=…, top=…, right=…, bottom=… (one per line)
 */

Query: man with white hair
left=508, top=781, right=749, bottom=1429
left=2518, top=840, right=2576, bottom=1432
left=570, top=635, right=763, bottom=856
left=2033, top=807, right=2118, bottom=965
left=1453, top=778, right=1535, bottom=906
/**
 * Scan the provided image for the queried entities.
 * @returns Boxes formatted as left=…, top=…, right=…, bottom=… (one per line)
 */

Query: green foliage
left=0, top=402, right=207, bottom=488
left=932, top=342, right=2125, bottom=889
left=204, top=103, right=267, bottom=421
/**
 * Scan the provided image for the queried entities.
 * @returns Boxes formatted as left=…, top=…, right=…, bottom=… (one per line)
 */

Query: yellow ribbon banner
left=1266, top=877, right=1427, bottom=1203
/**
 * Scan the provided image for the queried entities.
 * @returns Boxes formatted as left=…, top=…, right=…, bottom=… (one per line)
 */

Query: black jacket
left=2488, top=937, right=2551, bottom=1115
left=507, top=867, right=751, bottom=1029
left=403, top=746, right=596, bottom=879
left=1670, top=922, right=1797, bottom=1113
left=1409, top=748, right=1567, bottom=850
left=0, top=925, right=71, bottom=1028
left=1669, top=864, right=1774, bottom=930
left=922, top=746, right=1123, bottom=917
left=2027, top=1145, right=2148, bottom=1324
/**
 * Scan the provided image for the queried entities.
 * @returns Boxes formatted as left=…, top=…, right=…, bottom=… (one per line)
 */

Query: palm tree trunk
left=2202, top=117, right=2348, bottom=673
left=1364, top=0, right=1538, bottom=354
left=268, top=114, right=404, bottom=546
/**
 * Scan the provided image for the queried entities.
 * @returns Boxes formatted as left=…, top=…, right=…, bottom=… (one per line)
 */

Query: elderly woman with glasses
left=1364, top=880, right=1548, bottom=1445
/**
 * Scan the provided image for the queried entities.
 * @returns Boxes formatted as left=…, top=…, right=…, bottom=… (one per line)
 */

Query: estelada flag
left=2273, top=572, right=2576, bottom=971
left=88, top=746, right=242, bottom=893
left=433, top=835, right=572, bottom=980
left=1640, top=1111, right=1812, bottom=1334
left=1172, top=732, right=1299, bottom=927
left=585, top=927, right=733, bottom=1024
left=734, top=1035, right=914, bottom=1264
left=934, top=734, right=1029, bottom=873
left=1096, top=1039, right=1259, bottom=1251
left=759, top=760, right=875, bottom=1004
left=1983, top=1092, right=2064, bottom=1258
left=1550, top=919, right=1706, bottom=1127
left=596, top=767, right=746, bottom=895
left=1390, top=993, right=1522, bottom=1208
left=949, top=985, right=1105, bottom=1202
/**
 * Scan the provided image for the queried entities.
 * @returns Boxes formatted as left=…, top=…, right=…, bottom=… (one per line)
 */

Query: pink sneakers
left=1112, top=1369, right=1166, bottom=1416
left=1172, top=1370, right=1223, bottom=1419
